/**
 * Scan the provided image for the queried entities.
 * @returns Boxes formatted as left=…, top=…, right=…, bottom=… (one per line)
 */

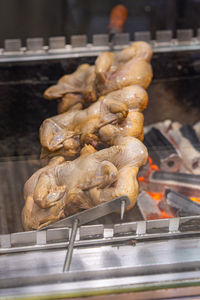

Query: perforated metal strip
left=1, top=215, right=200, bottom=254
left=1, top=29, right=200, bottom=63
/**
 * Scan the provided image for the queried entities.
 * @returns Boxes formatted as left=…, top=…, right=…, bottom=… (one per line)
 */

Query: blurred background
left=0, top=0, right=200, bottom=46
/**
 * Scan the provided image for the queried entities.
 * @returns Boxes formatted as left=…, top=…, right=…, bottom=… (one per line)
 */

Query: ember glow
left=190, top=197, right=200, bottom=204
left=138, top=156, right=172, bottom=219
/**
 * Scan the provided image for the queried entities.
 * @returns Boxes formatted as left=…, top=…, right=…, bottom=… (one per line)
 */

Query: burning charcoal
left=167, top=122, right=200, bottom=174
left=144, top=120, right=172, bottom=135
left=158, top=198, right=177, bottom=218
left=143, top=170, right=200, bottom=198
left=144, top=128, right=182, bottom=172
left=180, top=125, right=200, bottom=152
left=137, top=191, right=163, bottom=220
left=165, top=189, right=200, bottom=216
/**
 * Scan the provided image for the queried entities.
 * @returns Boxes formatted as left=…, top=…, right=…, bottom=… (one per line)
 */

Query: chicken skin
left=44, top=64, right=96, bottom=104
left=22, top=137, right=148, bottom=230
left=95, top=41, right=153, bottom=96
left=39, top=85, right=148, bottom=160
left=43, top=42, right=152, bottom=113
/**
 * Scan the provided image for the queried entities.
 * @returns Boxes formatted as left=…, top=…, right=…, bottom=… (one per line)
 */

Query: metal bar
left=63, top=219, right=78, bottom=272
left=1, top=34, right=200, bottom=63
left=121, top=200, right=126, bottom=220
left=3, top=226, right=200, bottom=254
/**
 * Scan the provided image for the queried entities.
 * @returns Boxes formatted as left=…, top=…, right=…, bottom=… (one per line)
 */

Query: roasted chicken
left=40, top=85, right=148, bottom=160
left=44, top=64, right=96, bottom=105
left=22, top=137, right=148, bottom=230
left=95, top=41, right=153, bottom=96
left=43, top=41, right=152, bottom=113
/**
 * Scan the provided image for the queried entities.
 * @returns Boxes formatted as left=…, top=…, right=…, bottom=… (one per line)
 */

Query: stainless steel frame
left=1, top=216, right=200, bottom=298
left=1, top=30, right=200, bottom=299
left=1, top=29, right=200, bottom=63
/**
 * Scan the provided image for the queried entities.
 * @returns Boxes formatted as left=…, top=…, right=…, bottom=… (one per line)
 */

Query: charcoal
left=165, top=189, right=200, bottom=216
left=144, top=128, right=181, bottom=172
left=141, top=171, right=200, bottom=198
left=168, top=122, right=200, bottom=174
left=180, top=124, right=200, bottom=152
left=137, top=191, right=163, bottom=220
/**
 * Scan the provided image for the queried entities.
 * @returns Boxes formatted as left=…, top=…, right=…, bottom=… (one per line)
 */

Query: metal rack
left=2, top=29, right=200, bottom=63
left=1, top=216, right=200, bottom=298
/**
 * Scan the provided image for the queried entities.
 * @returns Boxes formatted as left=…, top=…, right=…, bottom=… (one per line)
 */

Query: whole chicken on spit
left=40, top=85, right=148, bottom=160
left=22, top=137, right=148, bottom=230
left=43, top=41, right=152, bottom=113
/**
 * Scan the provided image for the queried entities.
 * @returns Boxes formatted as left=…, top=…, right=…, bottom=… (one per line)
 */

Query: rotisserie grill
left=2, top=26, right=200, bottom=299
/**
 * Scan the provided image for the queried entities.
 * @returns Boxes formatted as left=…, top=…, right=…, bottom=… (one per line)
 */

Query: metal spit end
left=121, top=200, right=126, bottom=220
left=63, top=218, right=79, bottom=272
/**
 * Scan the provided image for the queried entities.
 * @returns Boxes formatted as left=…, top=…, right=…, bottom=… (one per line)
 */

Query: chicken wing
left=95, top=41, right=153, bottom=96
left=22, top=137, right=148, bottom=230
left=44, top=64, right=96, bottom=103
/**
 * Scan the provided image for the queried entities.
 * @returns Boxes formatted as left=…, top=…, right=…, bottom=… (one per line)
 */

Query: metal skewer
left=63, top=218, right=79, bottom=272
left=120, top=200, right=126, bottom=220
left=40, top=196, right=130, bottom=272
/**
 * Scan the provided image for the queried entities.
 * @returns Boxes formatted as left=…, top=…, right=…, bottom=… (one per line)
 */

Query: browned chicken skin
left=43, top=42, right=152, bottom=113
left=44, top=64, right=96, bottom=103
left=40, top=85, right=148, bottom=160
left=22, top=137, right=148, bottom=230
left=95, top=42, right=153, bottom=96
left=22, top=42, right=153, bottom=231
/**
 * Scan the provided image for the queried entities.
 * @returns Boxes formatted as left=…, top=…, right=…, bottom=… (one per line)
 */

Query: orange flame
left=138, top=156, right=172, bottom=219
left=190, top=197, right=200, bottom=204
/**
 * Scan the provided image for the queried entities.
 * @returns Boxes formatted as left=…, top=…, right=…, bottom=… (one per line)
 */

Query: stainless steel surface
left=42, top=196, right=130, bottom=230
left=121, top=200, right=126, bottom=220
left=1, top=30, right=200, bottom=63
left=2, top=215, right=200, bottom=254
left=156, top=30, right=172, bottom=43
left=4, top=39, right=22, bottom=53
left=177, top=29, right=193, bottom=42
left=26, top=37, right=44, bottom=52
left=93, top=34, right=109, bottom=46
left=63, top=218, right=78, bottom=272
left=49, top=36, right=66, bottom=50
left=2, top=235, right=200, bottom=298
left=71, top=35, right=87, bottom=48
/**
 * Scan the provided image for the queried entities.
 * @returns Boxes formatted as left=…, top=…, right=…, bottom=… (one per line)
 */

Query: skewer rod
left=63, top=218, right=79, bottom=272
left=121, top=200, right=126, bottom=220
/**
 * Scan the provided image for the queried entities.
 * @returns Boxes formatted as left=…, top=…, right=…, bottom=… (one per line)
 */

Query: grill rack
left=2, top=29, right=200, bottom=63
left=1, top=215, right=200, bottom=254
